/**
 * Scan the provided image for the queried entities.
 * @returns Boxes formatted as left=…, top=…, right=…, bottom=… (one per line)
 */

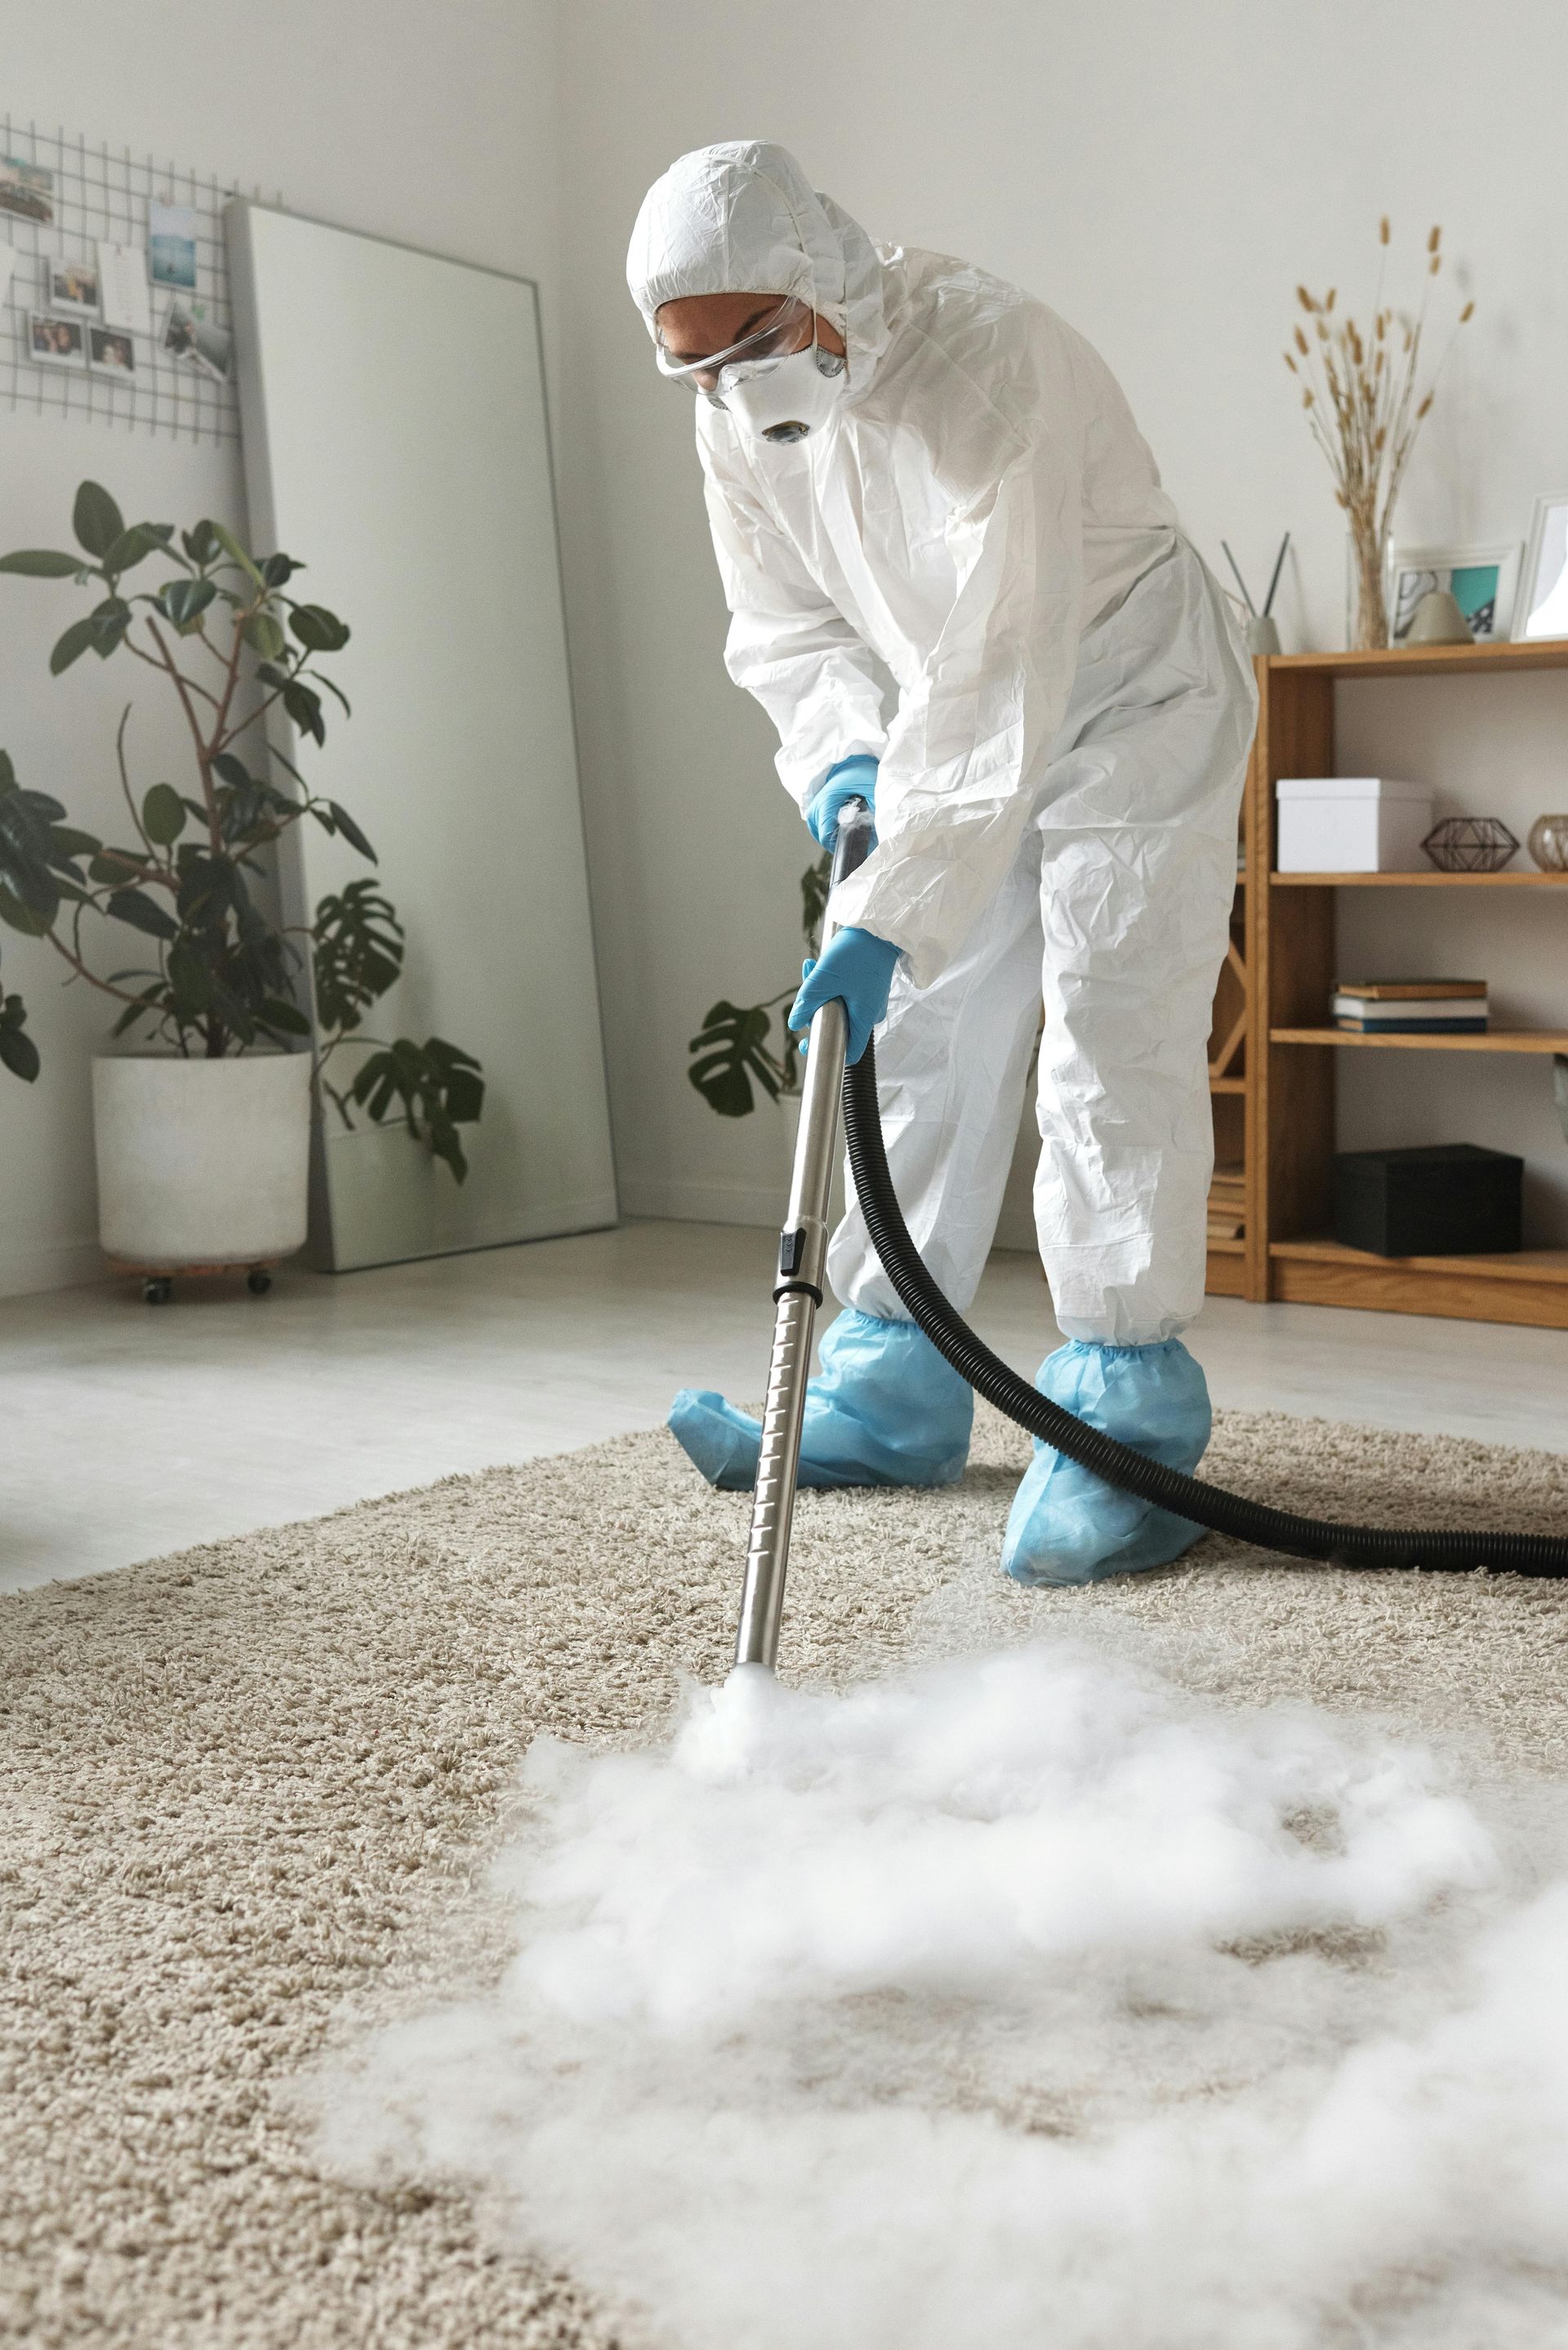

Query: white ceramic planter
left=92, top=1052, right=312, bottom=1269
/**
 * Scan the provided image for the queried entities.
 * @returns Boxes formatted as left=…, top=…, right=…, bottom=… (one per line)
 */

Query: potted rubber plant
left=0, top=481, right=483, bottom=1297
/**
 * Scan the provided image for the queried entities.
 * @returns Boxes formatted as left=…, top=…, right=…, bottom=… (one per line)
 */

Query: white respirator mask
left=657, top=296, right=848, bottom=444
left=718, top=341, right=847, bottom=444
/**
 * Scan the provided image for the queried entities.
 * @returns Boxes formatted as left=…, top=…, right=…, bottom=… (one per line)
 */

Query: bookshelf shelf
left=1271, top=1027, right=1568, bottom=1055
left=1272, top=868, right=1568, bottom=888
left=1206, top=638, right=1568, bottom=1328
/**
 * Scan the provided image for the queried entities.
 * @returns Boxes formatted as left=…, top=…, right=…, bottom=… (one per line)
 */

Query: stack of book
left=1208, top=1159, right=1246, bottom=1242
left=1332, top=979, right=1489, bottom=1035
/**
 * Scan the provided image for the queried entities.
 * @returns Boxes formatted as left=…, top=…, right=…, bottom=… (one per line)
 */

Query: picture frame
left=148, top=199, right=198, bottom=292
left=48, top=259, right=102, bottom=315
left=1385, top=542, right=1522, bottom=645
left=162, top=295, right=232, bottom=382
left=0, top=155, right=54, bottom=226
left=1514, top=493, right=1568, bottom=642
left=24, top=310, right=85, bottom=369
left=87, top=324, right=137, bottom=380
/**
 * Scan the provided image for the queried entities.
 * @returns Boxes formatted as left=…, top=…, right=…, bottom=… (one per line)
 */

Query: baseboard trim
left=618, top=1174, right=786, bottom=1229
left=0, top=1235, right=111, bottom=1300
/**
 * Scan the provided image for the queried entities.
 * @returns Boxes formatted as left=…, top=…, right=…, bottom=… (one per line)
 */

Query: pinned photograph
left=1516, top=493, right=1568, bottom=642
left=88, top=323, right=137, bottom=378
left=25, top=311, right=85, bottom=368
left=162, top=295, right=232, bottom=382
left=0, top=155, right=54, bottom=225
left=49, top=259, right=101, bottom=314
left=1386, top=543, right=1521, bottom=644
left=148, top=199, right=198, bottom=291
left=97, top=241, right=154, bottom=337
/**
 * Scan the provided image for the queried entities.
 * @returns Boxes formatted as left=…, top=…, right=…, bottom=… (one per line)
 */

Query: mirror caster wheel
left=142, top=1276, right=173, bottom=1305
left=247, top=1269, right=273, bottom=1295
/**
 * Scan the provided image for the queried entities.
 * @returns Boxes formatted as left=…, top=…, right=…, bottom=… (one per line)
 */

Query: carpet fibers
left=4, top=1404, right=1568, bottom=2346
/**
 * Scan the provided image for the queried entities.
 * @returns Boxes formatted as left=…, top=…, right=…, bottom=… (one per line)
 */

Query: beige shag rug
left=4, top=1402, right=1568, bottom=2348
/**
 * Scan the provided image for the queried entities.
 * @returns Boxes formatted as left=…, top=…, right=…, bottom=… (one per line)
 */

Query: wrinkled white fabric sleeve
left=830, top=431, right=1084, bottom=988
left=698, top=444, right=888, bottom=811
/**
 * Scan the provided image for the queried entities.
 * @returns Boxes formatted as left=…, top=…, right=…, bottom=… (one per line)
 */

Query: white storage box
left=1276, top=777, right=1434, bottom=874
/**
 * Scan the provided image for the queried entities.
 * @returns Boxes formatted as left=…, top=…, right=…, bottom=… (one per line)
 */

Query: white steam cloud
left=310, top=1640, right=1568, bottom=2348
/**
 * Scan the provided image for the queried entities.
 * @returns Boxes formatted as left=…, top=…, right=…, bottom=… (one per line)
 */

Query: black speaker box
left=1332, top=1143, right=1523, bottom=1257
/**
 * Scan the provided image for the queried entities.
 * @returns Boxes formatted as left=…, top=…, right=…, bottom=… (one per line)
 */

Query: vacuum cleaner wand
left=734, top=799, right=876, bottom=1669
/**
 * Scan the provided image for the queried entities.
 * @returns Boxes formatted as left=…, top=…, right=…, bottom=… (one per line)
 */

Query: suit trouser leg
left=826, top=843, right=1045, bottom=1321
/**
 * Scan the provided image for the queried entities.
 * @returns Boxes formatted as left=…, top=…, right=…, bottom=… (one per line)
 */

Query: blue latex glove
left=1001, top=1338, right=1212, bottom=1586
left=804, top=754, right=879, bottom=849
left=669, top=1309, right=973, bottom=1492
left=788, top=925, right=900, bottom=1064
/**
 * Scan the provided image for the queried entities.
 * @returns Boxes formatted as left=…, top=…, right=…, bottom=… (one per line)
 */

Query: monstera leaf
left=688, top=998, right=787, bottom=1119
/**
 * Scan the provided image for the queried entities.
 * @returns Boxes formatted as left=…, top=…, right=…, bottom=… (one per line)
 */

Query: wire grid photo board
left=0, top=118, right=279, bottom=447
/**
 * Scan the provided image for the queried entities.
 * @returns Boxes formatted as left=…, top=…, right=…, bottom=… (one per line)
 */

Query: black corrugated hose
left=842, top=1046, right=1568, bottom=1576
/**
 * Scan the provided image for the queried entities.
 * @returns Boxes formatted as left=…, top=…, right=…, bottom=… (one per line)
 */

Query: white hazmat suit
left=629, top=141, right=1254, bottom=1351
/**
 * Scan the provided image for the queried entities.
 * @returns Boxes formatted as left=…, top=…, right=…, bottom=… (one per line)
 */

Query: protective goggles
left=654, top=295, right=817, bottom=399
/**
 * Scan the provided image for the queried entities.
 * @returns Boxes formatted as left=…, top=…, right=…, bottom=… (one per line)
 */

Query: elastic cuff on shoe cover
left=667, top=1389, right=760, bottom=1491
left=1000, top=1337, right=1210, bottom=1586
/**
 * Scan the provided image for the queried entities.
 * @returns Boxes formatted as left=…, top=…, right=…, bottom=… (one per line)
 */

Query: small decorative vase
left=1528, top=814, right=1568, bottom=872
left=1422, top=817, right=1521, bottom=874
left=1245, top=613, right=1282, bottom=657
left=1348, top=515, right=1390, bottom=650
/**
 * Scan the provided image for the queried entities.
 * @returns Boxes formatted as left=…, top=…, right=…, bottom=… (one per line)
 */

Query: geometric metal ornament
left=1422, top=815, right=1521, bottom=872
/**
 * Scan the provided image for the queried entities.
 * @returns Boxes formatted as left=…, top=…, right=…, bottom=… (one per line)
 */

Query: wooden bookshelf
left=1205, top=639, right=1568, bottom=1327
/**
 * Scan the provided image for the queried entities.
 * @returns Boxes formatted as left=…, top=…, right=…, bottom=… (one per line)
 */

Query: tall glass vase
left=1347, top=514, right=1390, bottom=650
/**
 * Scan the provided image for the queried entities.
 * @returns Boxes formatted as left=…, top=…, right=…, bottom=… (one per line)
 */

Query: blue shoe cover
left=668, top=1309, right=973, bottom=1492
left=1001, top=1338, right=1211, bottom=1586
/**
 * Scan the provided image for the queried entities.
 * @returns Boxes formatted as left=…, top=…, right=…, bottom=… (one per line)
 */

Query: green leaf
left=347, top=1034, right=483, bottom=1183
left=312, top=878, right=403, bottom=1031
left=0, top=549, right=88, bottom=577
left=158, top=575, right=218, bottom=631
left=50, top=616, right=100, bottom=676
left=176, top=854, right=234, bottom=930
left=282, top=678, right=324, bottom=746
left=110, top=983, right=167, bottom=1040
left=106, top=887, right=178, bottom=941
left=241, top=609, right=287, bottom=661
left=48, top=825, right=100, bottom=863
left=257, top=996, right=310, bottom=1037
left=688, top=999, right=783, bottom=1117
left=89, top=848, right=146, bottom=885
left=182, top=521, right=220, bottom=565
left=165, top=941, right=213, bottom=1018
left=261, top=553, right=299, bottom=586
left=0, top=993, right=40, bottom=1081
left=141, top=783, right=186, bottom=845
left=801, top=853, right=831, bottom=948
left=100, top=524, right=166, bottom=575
left=207, top=520, right=262, bottom=582
left=87, top=597, right=131, bottom=659
left=0, top=751, right=13, bottom=791
left=327, top=801, right=375, bottom=861
left=288, top=603, right=350, bottom=654
left=0, top=883, right=53, bottom=936
left=209, top=752, right=252, bottom=790
left=73, top=482, right=126, bottom=560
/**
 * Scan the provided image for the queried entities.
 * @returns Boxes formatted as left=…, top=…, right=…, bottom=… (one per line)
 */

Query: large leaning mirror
left=225, top=202, right=616, bottom=1269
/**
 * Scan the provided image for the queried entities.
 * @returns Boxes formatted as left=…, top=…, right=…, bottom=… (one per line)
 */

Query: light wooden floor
left=4, top=1217, right=1564, bottom=1594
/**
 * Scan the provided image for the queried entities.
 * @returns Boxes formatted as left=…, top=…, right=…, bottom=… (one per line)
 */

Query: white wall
left=0, top=0, right=564, bottom=1295
left=10, top=2, right=1568, bottom=1294
left=556, top=0, right=1568, bottom=1242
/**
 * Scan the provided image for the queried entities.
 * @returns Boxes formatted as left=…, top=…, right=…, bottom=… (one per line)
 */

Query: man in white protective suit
left=628, top=141, right=1256, bottom=1585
